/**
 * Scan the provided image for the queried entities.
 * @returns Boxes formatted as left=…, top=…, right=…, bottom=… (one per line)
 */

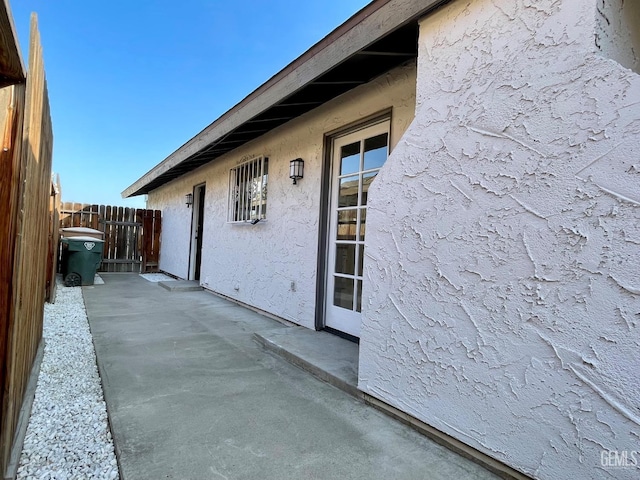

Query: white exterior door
left=325, top=120, right=390, bottom=337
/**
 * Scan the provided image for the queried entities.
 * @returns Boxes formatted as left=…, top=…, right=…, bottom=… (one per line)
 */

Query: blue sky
left=9, top=0, right=369, bottom=208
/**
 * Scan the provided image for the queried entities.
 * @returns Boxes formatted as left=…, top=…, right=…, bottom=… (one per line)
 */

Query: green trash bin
left=60, top=235, right=105, bottom=287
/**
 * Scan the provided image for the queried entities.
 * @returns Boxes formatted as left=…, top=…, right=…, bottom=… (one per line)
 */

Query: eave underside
left=124, top=0, right=448, bottom=198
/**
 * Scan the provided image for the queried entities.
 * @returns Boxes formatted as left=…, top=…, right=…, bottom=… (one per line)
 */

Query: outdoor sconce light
left=289, top=158, right=304, bottom=184
left=185, top=193, right=193, bottom=208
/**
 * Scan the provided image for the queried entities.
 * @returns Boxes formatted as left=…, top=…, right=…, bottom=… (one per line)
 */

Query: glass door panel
left=325, top=121, right=390, bottom=337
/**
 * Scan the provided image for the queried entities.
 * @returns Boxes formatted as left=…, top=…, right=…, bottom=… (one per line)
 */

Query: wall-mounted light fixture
left=289, top=158, right=304, bottom=185
left=185, top=193, right=193, bottom=207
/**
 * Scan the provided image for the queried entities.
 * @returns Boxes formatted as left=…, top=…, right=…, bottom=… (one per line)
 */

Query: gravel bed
left=17, top=282, right=119, bottom=480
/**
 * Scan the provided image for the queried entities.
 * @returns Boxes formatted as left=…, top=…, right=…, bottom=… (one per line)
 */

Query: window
left=228, top=156, right=268, bottom=222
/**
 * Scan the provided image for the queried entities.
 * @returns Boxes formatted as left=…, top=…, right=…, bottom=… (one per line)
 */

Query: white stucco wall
left=150, top=180, right=195, bottom=280
left=147, top=62, right=416, bottom=328
left=360, top=1, right=640, bottom=479
left=596, top=0, right=640, bottom=74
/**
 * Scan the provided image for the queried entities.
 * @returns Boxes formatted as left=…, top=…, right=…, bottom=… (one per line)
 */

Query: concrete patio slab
left=254, top=328, right=360, bottom=399
left=83, top=274, right=502, bottom=480
left=158, top=280, right=203, bottom=291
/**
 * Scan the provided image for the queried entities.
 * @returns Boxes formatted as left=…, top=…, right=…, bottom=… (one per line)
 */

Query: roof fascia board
left=123, top=0, right=444, bottom=198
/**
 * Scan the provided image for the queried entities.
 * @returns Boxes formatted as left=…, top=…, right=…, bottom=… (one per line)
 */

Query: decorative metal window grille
left=228, top=156, right=268, bottom=222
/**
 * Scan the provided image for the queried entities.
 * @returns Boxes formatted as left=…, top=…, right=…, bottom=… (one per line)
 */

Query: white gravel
left=17, top=282, right=119, bottom=480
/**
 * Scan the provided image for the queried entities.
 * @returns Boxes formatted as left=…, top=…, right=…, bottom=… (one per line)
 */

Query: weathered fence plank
left=135, top=209, right=144, bottom=270
left=0, top=82, right=25, bottom=480
left=0, top=13, right=53, bottom=474
left=104, top=205, right=113, bottom=272
left=116, top=207, right=125, bottom=272
left=142, top=209, right=161, bottom=272
left=45, top=176, right=61, bottom=302
left=58, top=202, right=161, bottom=273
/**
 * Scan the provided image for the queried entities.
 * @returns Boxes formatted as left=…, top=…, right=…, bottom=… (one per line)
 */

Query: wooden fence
left=59, top=202, right=161, bottom=273
left=46, top=175, right=61, bottom=303
left=0, top=11, right=55, bottom=477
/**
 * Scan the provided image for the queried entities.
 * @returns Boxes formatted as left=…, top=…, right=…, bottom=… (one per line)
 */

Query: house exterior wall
left=596, top=0, right=640, bottom=74
left=360, top=1, right=640, bottom=479
left=147, top=62, right=416, bottom=328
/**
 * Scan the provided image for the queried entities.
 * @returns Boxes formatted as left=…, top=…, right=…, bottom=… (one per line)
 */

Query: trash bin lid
left=61, top=227, right=104, bottom=238
left=61, top=235, right=105, bottom=243
left=61, top=227, right=103, bottom=234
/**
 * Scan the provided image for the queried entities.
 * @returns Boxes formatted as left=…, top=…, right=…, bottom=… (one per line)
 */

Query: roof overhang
left=123, top=0, right=448, bottom=198
left=0, top=0, right=26, bottom=87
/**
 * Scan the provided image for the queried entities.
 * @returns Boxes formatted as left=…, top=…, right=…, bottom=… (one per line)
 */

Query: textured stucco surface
left=360, top=1, right=640, bottom=479
left=147, top=62, right=416, bottom=328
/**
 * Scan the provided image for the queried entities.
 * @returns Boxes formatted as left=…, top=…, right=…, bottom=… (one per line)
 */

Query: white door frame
left=323, top=119, right=390, bottom=338
left=188, top=183, right=206, bottom=281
